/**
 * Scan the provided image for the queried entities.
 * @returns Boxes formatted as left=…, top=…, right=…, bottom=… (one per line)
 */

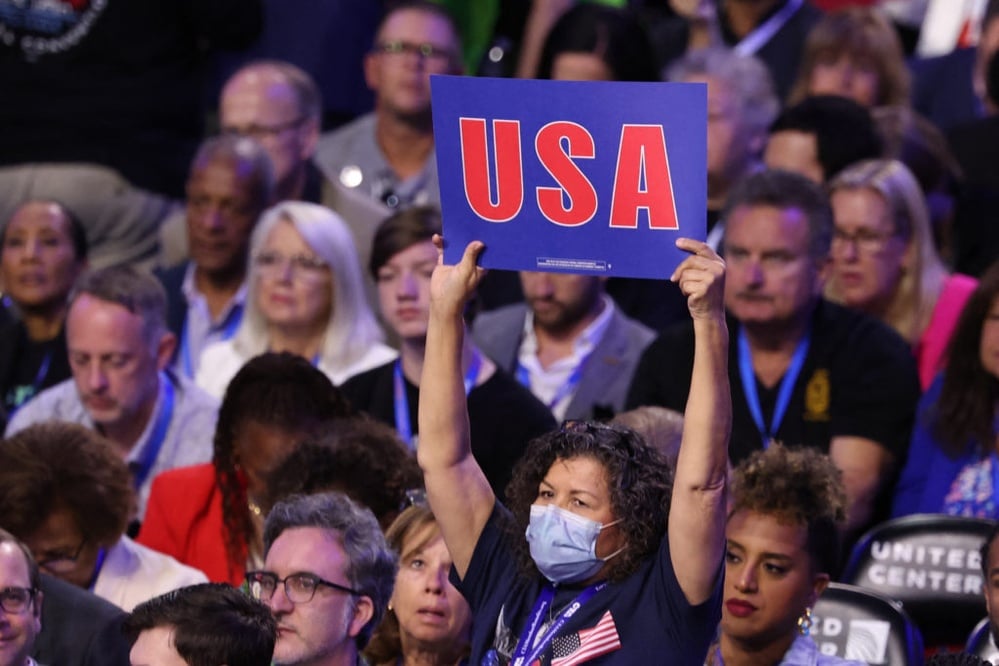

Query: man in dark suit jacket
left=32, top=574, right=130, bottom=666
left=472, top=272, right=654, bottom=422
left=157, top=135, right=274, bottom=378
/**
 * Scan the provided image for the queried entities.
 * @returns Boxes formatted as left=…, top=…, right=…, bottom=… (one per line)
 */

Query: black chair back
left=812, top=582, right=924, bottom=666
left=965, top=617, right=999, bottom=665
left=840, top=514, right=993, bottom=648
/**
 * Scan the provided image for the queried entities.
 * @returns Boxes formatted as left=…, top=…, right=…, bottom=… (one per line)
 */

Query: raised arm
left=667, top=238, right=731, bottom=605
left=417, top=238, right=496, bottom=579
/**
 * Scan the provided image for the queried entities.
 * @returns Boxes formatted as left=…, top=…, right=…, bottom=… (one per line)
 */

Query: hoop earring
left=797, top=607, right=813, bottom=636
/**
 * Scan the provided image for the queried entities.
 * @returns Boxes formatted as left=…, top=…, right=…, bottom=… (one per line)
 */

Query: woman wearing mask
left=418, top=235, right=730, bottom=663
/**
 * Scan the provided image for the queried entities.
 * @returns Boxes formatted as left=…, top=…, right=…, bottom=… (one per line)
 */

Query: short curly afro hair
left=504, top=421, right=672, bottom=583
left=0, top=421, right=133, bottom=545
left=729, top=445, right=847, bottom=576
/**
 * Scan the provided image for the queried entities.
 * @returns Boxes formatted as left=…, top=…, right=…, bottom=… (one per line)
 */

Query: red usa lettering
left=458, top=117, right=679, bottom=230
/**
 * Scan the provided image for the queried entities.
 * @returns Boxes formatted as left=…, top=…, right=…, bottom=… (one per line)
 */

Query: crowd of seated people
left=7, top=1, right=999, bottom=664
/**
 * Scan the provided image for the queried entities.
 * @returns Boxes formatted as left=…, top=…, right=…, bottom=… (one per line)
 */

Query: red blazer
left=137, top=463, right=246, bottom=586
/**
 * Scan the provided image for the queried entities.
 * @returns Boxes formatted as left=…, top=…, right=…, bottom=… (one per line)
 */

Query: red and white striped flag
left=550, top=610, right=621, bottom=666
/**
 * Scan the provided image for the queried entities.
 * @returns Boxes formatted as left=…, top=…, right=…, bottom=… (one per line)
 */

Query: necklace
left=248, top=498, right=263, bottom=518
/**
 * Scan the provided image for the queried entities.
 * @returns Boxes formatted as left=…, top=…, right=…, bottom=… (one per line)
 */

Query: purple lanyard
left=511, top=582, right=606, bottom=666
left=393, top=350, right=481, bottom=449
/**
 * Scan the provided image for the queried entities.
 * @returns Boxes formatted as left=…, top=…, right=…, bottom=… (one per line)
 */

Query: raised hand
left=430, top=235, right=487, bottom=319
left=670, top=237, right=725, bottom=322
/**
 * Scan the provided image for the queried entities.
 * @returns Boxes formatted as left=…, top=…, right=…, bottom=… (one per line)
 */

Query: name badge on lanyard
left=510, top=582, right=606, bottom=666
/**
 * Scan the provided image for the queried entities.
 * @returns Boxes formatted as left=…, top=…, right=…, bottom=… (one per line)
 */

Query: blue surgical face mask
left=525, top=503, right=623, bottom=584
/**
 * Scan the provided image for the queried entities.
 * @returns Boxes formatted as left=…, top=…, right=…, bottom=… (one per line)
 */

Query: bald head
left=220, top=61, right=322, bottom=200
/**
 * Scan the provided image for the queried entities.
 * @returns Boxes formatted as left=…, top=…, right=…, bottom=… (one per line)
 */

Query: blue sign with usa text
left=431, top=75, right=706, bottom=279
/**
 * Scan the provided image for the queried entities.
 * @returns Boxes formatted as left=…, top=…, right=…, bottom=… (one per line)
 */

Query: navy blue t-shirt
left=455, top=503, right=722, bottom=665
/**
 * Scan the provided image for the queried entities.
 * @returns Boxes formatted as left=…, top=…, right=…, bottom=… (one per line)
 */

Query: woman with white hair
left=197, top=201, right=395, bottom=396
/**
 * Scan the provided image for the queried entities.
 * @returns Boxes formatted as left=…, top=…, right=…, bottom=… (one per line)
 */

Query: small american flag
left=550, top=610, right=621, bottom=666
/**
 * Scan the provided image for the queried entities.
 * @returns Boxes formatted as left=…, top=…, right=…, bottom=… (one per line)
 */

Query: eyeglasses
left=245, top=571, right=360, bottom=604
left=254, top=251, right=329, bottom=282
left=374, top=40, right=455, bottom=65
left=35, top=537, right=87, bottom=574
left=830, top=227, right=897, bottom=255
left=0, top=587, right=37, bottom=614
left=222, top=117, right=306, bottom=140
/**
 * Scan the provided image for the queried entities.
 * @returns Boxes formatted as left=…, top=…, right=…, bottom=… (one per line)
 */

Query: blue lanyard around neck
left=179, top=305, right=242, bottom=378
left=516, top=349, right=592, bottom=413
left=733, top=0, right=804, bottom=56
left=511, top=582, right=606, bottom=666
left=393, top=350, right=481, bottom=450
left=130, top=373, right=175, bottom=491
left=737, top=328, right=810, bottom=449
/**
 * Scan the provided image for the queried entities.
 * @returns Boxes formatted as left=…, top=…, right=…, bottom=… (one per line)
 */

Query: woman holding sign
left=418, top=235, right=730, bottom=664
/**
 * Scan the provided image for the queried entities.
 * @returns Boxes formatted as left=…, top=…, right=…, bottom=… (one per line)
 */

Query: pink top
left=915, top=273, right=978, bottom=390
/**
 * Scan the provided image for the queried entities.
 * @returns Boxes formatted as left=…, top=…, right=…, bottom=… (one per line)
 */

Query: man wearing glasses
left=313, top=1, right=463, bottom=211
left=0, top=529, right=42, bottom=666
left=246, top=492, right=396, bottom=666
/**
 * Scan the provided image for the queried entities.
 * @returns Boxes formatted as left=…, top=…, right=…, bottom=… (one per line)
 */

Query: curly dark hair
left=933, top=261, right=999, bottom=455
left=729, top=445, right=847, bottom=576
left=262, top=417, right=422, bottom=530
left=504, top=421, right=672, bottom=583
left=213, top=352, right=353, bottom=577
left=0, top=422, right=133, bottom=545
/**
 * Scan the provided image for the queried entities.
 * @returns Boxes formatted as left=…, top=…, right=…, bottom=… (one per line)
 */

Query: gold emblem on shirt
left=804, top=368, right=830, bottom=422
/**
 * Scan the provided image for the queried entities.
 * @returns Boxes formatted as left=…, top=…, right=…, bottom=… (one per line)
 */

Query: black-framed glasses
left=374, top=40, right=455, bottom=64
left=35, top=537, right=87, bottom=574
left=222, top=116, right=307, bottom=140
left=830, top=227, right=898, bottom=255
left=0, top=586, right=37, bottom=613
left=245, top=571, right=360, bottom=604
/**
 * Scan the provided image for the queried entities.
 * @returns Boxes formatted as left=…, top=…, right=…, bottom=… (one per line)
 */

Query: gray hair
left=69, top=265, right=168, bottom=349
left=668, top=47, right=779, bottom=139
left=233, top=201, right=385, bottom=372
left=190, top=134, right=276, bottom=210
left=263, top=492, right=397, bottom=649
left=722, top=169, right=834, bottom=260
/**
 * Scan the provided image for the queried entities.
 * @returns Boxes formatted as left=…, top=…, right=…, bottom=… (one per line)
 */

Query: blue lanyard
left=130, top=373, right=175, bottom=491
left=6, top=349, right=52, bottom=418
left=32, top=350, right=52, bottom=393
left=179, top=305, right=242, bottom=378
left=511, top=582, right=606, bottom=666
left=86, top=546, right=108, bottom=592
left=736, top=328, right=810, bottom=449
left=516, top=351, right=591, bottom=412
left=393, top=350, right=481, bottom=449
